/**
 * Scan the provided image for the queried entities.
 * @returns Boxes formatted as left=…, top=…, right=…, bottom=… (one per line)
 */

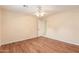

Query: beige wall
left=38, top=19, right=46, bottom=36
left=45, top=9, right=79, bottom=45
left=0, top=8, right=2, bottom=45
left=1, top=9, right=38, bottom=45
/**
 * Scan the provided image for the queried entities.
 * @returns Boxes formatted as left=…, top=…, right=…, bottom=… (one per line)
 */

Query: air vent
left=23, top=5, right=28, bottom=8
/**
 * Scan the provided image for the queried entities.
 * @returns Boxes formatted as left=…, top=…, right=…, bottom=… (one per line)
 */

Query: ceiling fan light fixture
left=23, top=5, right=46, bottom=17
left=35, top=12, right=46, bottom=17
left=40, top=12, right=46, bottom=16
left=35, top=12, right=40, bottom=17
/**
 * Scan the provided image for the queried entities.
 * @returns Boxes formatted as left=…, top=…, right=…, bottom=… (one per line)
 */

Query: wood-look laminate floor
left=0, top=36, right=79, bottom=53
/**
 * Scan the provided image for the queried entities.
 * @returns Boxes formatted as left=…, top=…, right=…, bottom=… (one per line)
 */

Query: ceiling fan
left=23, top=5, right=46, bottom=17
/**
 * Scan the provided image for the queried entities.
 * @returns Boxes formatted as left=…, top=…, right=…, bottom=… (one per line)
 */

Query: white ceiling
left=1, top=5, right=79, bottom=17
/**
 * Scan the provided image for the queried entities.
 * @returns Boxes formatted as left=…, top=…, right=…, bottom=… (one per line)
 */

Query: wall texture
left=0, top=8, right=2, bottom=45
left=38, top=19, right=46, bottom=36
left=1, top=9, right=38, bottom=45
left=45, top=9, right=79, bottom=45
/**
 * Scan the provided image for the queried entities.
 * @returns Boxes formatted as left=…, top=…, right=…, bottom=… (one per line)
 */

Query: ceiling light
left=35, top=6, right=46, bottom=17
left=23, top=5, right=46, bottom=17
left=35, top=12, right=46, bottom=17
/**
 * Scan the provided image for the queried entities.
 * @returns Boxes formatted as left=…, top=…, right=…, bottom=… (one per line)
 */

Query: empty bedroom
left=0, top=5, right=79, bottom=53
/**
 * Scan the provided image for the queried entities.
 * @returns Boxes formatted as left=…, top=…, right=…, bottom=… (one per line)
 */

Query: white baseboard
left=1, top=36, right=38, bottom=45
left=43, top=35, right=79, bottom=46
left=1, top=35, right=79, bottom=46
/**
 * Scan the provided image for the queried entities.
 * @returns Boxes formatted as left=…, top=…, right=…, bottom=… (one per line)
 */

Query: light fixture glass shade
left=40, top=12, right=46, bottom=16
left=35, top=12, right=46, bottom=17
